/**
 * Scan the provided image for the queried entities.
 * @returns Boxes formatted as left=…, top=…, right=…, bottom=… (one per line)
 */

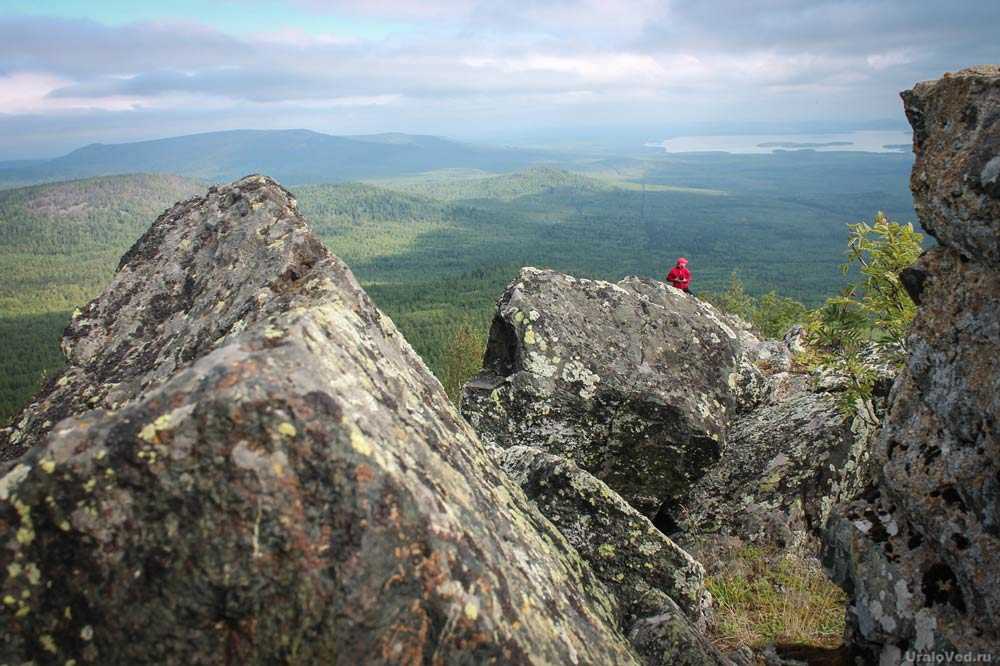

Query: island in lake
left=757, top=140, right=853, bottom=148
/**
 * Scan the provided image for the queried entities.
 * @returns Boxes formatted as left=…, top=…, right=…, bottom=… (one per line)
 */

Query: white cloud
left=0, top=1, right=996, bottom=155
left=866, top=50, right=912, bottom=71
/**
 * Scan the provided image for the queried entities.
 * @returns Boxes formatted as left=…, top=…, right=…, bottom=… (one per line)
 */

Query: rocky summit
left=461, top=268, right=877, bottom=549
left=461, top=270, right=744, bottom=519
left=824, top=66, right=1000, bottom=661
left=3, top=66, right=998, bottom=664
left=0, top=176, right=645, bottom=664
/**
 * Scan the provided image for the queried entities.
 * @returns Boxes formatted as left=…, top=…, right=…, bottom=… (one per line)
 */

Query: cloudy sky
left=1, top=0, right=997, bottom=157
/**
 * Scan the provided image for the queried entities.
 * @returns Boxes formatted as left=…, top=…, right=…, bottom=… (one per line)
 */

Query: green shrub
left=705, top=273, right=808, bottom=339
left=439, top=324, right=486, bottom=407
left=805, top=213, right=923, bottom=407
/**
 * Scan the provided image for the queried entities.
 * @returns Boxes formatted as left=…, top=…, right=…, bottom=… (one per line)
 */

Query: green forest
left=0, top=150, right=916, bottom=421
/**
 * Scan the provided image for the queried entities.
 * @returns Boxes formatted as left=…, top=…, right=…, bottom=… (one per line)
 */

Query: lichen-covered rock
left=462, top=270, right=744, bottom=517
left=678, top=392, right=878, bottom=550
left=732, top=354, right=772, bottom=413
left=2, top=177, right=328, bottom=463
left=498, top=446, right=713, bottom=629
left=628, top=602, right=728, bottom=666
left=824, top=67, right=1000, bottom=660
left=902, top=65, right=1000, bottom=264
left=0, top=176, right=644, bottom=664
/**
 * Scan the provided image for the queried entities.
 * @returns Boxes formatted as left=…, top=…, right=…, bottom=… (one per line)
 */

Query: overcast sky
left=1, top=0, right=997, bottom=158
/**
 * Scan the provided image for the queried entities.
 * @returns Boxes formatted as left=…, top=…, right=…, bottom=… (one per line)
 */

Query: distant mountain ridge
left=0, top=129, right=549, bottom=188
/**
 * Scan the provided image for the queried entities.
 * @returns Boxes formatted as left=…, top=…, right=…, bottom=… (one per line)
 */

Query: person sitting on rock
left=666, top=257, right=691, bottom=293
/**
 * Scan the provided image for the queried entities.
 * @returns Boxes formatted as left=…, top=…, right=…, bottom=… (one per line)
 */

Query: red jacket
left=666, top=266, right=691, bottom=291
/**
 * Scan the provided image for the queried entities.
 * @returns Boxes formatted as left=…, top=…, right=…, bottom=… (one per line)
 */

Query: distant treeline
left=0, top=151, right=916, bottom=419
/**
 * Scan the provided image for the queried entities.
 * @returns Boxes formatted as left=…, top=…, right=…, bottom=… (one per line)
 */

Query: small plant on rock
left=805, top=212, right=923, bottom=408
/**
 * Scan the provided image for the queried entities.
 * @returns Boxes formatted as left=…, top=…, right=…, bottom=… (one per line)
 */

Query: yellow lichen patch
left=14, top=500, right=35, bottom=544
left=15, top=604, right=30, bottom=617
left=25, top=562, right=41, bottom=586
left=264, top=326, right=285, bottom=340
left=349, top=426, right=373, bottom=456
left=83, top=478, right=97, bottom=493
left=138, top=412, right=175, bottom=443
left=3, top=595, right=15, bottom=605
left=524, top=327, right=537, bottom=345
left=8, top=562, right=23, bottom=578
left=40, top=634, right=57, bottom=653
left=464, top=599, right=480, bottom=621
left=277, top=422, right=297, bottom=438
left=40, top=459, right=57, bottom=474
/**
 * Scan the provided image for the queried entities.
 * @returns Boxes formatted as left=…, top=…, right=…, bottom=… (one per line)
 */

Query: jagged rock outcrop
left=499, top=446, right=709, bottom=622
left=0, top=176, right=647, bottom=664
left=461, top=267, right=879, bottom=549
left=462, top=271, right=744, bottom=518
left=498, top=445, right=727, bottom=664
left=678, top=392, right=879, bottom=550
left=824, top=66, right=1000, bottom=661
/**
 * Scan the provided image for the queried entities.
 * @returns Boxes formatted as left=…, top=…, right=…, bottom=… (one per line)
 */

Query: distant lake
left=651, top=130, right=914, bottom=154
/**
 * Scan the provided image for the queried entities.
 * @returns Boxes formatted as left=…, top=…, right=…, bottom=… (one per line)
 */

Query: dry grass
left=701, top=543, right=847, bottom=652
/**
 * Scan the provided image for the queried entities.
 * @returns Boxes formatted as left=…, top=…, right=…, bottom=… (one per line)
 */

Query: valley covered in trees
left=0, top=148, right=916, bottom=419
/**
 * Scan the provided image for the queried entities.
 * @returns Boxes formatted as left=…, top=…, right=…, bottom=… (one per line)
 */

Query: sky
left=0, top=0, right=997, bottom=158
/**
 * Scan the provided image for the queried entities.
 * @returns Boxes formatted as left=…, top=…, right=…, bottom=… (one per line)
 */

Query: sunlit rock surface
left=461, top=270, right=744, bottom=519
left=0, top=176, right=644, bottom=664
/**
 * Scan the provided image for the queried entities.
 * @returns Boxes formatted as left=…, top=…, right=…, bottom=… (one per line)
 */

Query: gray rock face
left=902, top=65, right=1000, bottom=265
left=499, top=446, right=710, bottom=623
left=462, top=270, right=744, bottom=517
left=0, top=177, right=643, bottom=664
left=497, top=445, right=728, bottom=665
left=679, top=392, right=878, bottom=550
left=824, top=67, right=1000, bottom=660
left=628, top=606, right=728, bottom=666
left=2, top=177, right=328, bottom=463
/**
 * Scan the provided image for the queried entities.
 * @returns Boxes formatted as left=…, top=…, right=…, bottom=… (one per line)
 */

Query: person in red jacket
left=666, top=257, right=691, bottom=293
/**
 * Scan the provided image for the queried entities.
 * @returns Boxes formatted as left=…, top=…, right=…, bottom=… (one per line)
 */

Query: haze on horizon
left=0, top=0, right=997, bottom=159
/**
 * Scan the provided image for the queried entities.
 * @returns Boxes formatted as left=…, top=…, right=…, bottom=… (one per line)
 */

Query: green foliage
left=439, top=324, right=487, bottom=406
left=805, top=212, right=923, bottom=409
left=838, top=212, right=922, bottom=347
left=705, top=273, right=808, bottom=339
left=0, top=155, right=917, bottom=422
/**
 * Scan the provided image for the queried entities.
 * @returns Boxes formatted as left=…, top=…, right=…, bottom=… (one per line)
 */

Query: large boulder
left=678, top=391, right=879, bottom=550
left=824, top=67, right=1000, bottom=660
left=498, top=446, right=711, bottom=624
left=497, top=446, right=727, bottom=665
left=461, top=270, right=744, bottom=518
left=903, top=65, right=1000, bottom=265
left=0, top=177, right=644, bottom=664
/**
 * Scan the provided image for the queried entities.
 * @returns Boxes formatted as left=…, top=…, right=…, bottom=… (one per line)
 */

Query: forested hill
left=0, top=130, right=546, bottom=189
left=0, top=174, right=204, bottom=421
left=0, top=154, right=915, bottom=421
